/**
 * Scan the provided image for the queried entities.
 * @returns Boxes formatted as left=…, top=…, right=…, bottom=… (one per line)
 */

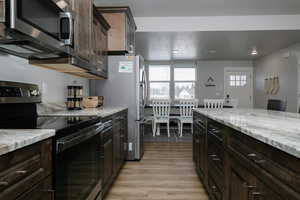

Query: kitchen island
left=193, top=108, right=300, bottom=200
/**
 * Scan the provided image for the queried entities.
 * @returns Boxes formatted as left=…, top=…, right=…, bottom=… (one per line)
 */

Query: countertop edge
left=194, top=109, right=300, bottom=159
left=38, top=107, right=128, bottom=118
left=0, top=129, right=55, bottom=157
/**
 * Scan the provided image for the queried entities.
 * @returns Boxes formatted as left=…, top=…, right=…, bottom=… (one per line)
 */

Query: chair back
left=179, top=99, right=199, bottom=118
left=152, top=99, right=171, bottom=118
left=267, top=99, right=286, bottom=111
left=204, top=99, right=224, bottom=109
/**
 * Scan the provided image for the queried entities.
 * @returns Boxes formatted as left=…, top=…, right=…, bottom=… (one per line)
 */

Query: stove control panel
left=0, top=86, right=22, bottom=97
left=0, top=81, right=41, bottom=103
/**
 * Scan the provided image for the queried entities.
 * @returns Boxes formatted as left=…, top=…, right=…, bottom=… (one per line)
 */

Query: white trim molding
left=135, top=15, right=300, bottom=32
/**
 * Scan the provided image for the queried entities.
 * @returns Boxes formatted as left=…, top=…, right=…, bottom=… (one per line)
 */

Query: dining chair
left=204, top=99, right=224, bottom=109
left=178, top=99, right=199, bottom=137
left=152, top=99, right=171, bottom=137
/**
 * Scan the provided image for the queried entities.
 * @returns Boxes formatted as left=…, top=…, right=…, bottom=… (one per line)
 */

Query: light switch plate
left=128, top=143, right=133, bottom=151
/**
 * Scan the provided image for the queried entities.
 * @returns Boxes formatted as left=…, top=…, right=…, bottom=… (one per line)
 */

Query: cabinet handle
left=0, top=181, right=8, bottom=186
left=247, top=153, right=257, bottom=157
left=254, top=159, right=266, bottom=164
left=211, top=185, right=217, bottom=193
left=15, top=170, right=28, bottom=174
left=195, top=139, right=200, bottom=143
left=212, top=157, right=221, bottom=162
left=251, top=192, right=262, bottom=200
left=209, top=154, right=217, bottom=157
left=243, top=182, right=256, bottom=189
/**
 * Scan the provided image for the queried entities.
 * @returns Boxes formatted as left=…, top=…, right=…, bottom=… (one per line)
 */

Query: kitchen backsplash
left=0, top=54, right=89, bottom=104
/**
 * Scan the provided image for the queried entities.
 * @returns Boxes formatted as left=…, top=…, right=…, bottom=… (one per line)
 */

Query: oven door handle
left=56, top=124, right=103, bottom=154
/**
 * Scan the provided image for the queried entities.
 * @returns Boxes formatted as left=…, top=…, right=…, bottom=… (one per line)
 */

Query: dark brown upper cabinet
left=91, top=7, right=110, bottom=78
left=96, top=7, right=137, bottom=55
left=29, top=1, right=110, bottom=80
left=70, top=0, right=93, bottom=61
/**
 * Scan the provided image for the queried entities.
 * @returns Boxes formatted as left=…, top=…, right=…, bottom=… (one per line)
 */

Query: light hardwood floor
left=105, top=142, right=209, bottom=200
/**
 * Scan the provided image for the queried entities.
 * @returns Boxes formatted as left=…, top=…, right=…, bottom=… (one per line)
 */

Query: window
left=230, top=75, right=247, bottom=87
left=174, top=68, right=196, bottom=99
left=149, top=65, right=170, bottom=99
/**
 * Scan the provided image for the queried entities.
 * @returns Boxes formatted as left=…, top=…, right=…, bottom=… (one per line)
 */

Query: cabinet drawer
left=208, top=133, right=224, bottom=172
left=208, top=174, right=222, bottom=200
left=193, top=112, right=206, bottom=128
left=0, top=168, right=45, bottom=200
left=16, top=176, right=53, bottom=200
left=207, top=120, right=224, bottom=142
left=229, top=130, right=300, bottom=195
left=0, top=155, right=41, bottom=192
left=0, top=139, right=52, bottom=200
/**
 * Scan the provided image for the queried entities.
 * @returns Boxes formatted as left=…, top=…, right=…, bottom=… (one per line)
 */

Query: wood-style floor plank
left=105, top=142, right=209, bottom=200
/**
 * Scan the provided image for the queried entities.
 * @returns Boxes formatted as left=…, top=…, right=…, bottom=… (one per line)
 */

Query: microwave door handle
left=67, top=12, right=73, bottom=46
left=59, top=12, right=73, bottom=45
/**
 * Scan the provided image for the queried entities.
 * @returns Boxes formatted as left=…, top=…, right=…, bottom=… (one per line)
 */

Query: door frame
left=224, top=67, right=254, bottom=108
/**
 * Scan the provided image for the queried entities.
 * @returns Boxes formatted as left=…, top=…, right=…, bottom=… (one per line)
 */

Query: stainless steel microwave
left=0, top=0, right=74, bottom=59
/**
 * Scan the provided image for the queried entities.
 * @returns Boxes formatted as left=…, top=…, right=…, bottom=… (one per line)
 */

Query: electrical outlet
left=128, top=143, right=133, bottom=151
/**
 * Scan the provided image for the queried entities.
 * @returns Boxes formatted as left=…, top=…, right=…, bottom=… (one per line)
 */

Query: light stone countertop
left=38, top=106, right=128, bottom=118
left=194, top=108, right=300, bottom=159
left=0, top=129, right=55, bottom=156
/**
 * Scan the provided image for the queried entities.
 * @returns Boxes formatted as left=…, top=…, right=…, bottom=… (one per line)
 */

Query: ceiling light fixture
left=208, top=50, right=217, bottom=54
left=172, top=50, right=180, bottom=54
left=251, top=48, right=258, bottom=56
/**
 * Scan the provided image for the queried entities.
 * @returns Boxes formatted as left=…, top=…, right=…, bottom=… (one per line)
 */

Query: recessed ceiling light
left=251, top=48, right=258, bottom=56
left=172, top=50, right=180, bottom=54
left=208, top=50, right=217, bottom=54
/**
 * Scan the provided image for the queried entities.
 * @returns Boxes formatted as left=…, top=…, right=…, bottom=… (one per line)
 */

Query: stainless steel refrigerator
left=90, top=55, right=147, bottom=160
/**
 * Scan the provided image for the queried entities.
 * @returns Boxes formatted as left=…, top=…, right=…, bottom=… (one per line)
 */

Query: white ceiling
left=94, top=0, right=300, bottom=17
left=135, top=31, right=300, bottom=61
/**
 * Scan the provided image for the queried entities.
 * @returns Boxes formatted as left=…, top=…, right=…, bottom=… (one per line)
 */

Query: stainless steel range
left=0, top=81, right=104, bottom=200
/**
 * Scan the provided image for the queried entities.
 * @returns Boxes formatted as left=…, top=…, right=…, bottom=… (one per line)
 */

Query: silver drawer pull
left=212, top=157, right=221, bottom=161
left=247, top=153, right=257, bottom=157
left=0, top=181, right=8, bottom=186
left=254, top=159, right=266, bottom=164
left=16, top=170, right=28, bottom=174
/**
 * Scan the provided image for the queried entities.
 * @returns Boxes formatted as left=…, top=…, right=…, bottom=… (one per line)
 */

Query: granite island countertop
left=38, top=106, right=128, bottom=118
left=0, top=129, right=55, bottom=156
left=194, top=108, right=300, bottom=159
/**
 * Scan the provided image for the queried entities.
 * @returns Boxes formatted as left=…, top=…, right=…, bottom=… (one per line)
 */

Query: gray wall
left=146, top=60, right=253, bottom=105
left=254, top=44, right=300, bottom=112
left=0, top=55, right=89, bottom=104
left=197, top=60, right=253, bottom=104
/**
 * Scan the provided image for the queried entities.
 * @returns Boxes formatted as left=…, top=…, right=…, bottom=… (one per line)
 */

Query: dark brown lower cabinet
left=16, top=176, right=53, bottom=200
left=193, top=111, right=300, bottom=200
left=102, top=109, right=128, bottom=199
left=0, top=139, right=53, bottom=200
left=228, top=151, right=257, bottom=200
left=102, top=133, right=113, bottom=190
left=193, top=112, right=207, bottom=182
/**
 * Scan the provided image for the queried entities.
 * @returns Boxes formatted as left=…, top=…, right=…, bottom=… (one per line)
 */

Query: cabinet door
left=103, top=138, right=113, bottom=187
left=228, top=156, right=256, bottom=200
left=256, top=180, right=288, bottom=200
left=125, top=16, right=135, bottom=53
left=113, top=118, right=121, bottom=175
left=101, top=12, right=126, bottom=52
left=193, top=125, right=199, bottom=166
left=16, top=177, right=53, bottom=200
left=71, top=0, right=92, bottom=61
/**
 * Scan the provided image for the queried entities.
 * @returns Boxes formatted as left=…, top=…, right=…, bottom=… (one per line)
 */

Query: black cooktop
left=0, top=115, right=99, bottom=137
left=37, top=116, right=97, bottom=130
